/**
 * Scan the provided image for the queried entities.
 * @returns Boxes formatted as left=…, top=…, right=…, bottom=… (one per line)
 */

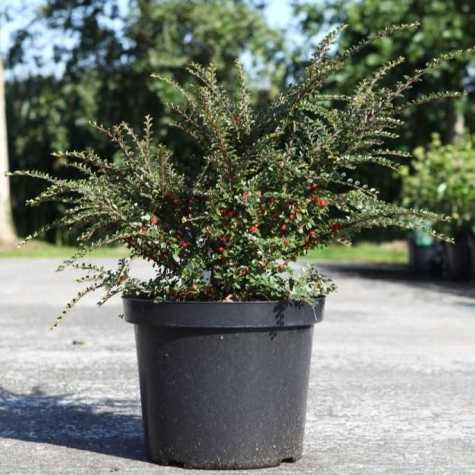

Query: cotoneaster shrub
left=10, top=24, right=471, bottom=327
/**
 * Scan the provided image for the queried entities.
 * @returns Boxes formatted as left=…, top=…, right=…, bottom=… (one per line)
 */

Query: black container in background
left=124, top=299, right=324, bottom=470
left=408, top=232, right=443, bottom=275
left=444, top=232, right=474, bottom=281
left=469, top=236, right=475, bottom=277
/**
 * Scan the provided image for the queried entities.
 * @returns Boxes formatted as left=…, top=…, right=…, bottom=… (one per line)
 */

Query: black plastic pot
left=123, top=298, right=324, bottom=470
left=407, top=234, right=443, bottom=274
left=444, top=232, right=474, bottom=281
left=469, top=236, right=475, bottom=277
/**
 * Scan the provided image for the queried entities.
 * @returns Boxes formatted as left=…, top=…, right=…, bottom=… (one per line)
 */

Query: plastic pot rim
left=122, top=297, right=325, bottom=329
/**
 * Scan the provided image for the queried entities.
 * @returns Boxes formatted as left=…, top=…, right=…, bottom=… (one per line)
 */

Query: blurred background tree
left=0, top=58, right=16, bottom=244
left=1, top=6, right=17, bottom=244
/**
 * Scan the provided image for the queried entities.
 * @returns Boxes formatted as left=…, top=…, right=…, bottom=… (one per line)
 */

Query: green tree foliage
left=11, top=26, right=462, bottom=325
left=294, top=0, right=475, bottom=145
left=6, top=0, right=284, bottom=242
left=293, top=0, right=475, bottom=216
left=401, top=134, right=475, bottom=236
left=7, top=75, right=99, bottom=240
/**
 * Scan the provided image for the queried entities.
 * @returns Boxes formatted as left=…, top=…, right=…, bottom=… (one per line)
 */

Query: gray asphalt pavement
left=0, top=259, right=474, bottom=474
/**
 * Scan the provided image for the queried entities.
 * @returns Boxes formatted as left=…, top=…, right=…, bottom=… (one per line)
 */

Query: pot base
left=151, top=454, right=301, bottom=470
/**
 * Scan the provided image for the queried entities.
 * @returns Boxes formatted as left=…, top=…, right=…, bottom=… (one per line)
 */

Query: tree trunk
left=453, top=107, right=465, bottom=138
left=0, top=59, right=16, bottom=245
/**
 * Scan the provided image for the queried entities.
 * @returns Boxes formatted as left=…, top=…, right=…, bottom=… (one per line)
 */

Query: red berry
left=308, top=230, right=318, bottom=240
left=280, top=224, right=288, bottom=234
left=150, top=214, right=159, bottom=225
left=248, top=225, right=259, bottom=234
left=288, top=213, right=295, bottom=221
left=180, top=240, right=190, bottom=249
left=318, top=198, right=328, bottom=207
left=216, top=246, right=225, bottom=254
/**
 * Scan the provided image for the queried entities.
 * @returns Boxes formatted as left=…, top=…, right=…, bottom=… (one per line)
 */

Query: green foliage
left=6, top=0, right=285, bottom=243
left=9, top=25, right=463, bottom=325
left=401, top=134, right=475, bottom=235
left=294, top=0, right=475, bottom=145
left=293, top=0, right=475, bottom=216
left=6, top=74, right=100, bottom=240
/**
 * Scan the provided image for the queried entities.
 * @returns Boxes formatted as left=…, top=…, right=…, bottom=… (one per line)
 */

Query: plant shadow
left=0, top=386, right=148, bottom=462
left=318, top=262, right=475, bottom=301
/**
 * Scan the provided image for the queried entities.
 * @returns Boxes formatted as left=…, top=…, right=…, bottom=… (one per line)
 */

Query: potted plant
left=407, top=229, right=444, bottom=275
left=407, top=230, right=444, bottom=275
left=10, top=24, right=466, bottom=469
left=401, top=134, right=475, bottom=280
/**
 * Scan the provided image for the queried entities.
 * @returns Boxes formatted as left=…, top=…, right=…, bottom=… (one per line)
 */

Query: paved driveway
left=0, top=259, right=474, bottom=474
